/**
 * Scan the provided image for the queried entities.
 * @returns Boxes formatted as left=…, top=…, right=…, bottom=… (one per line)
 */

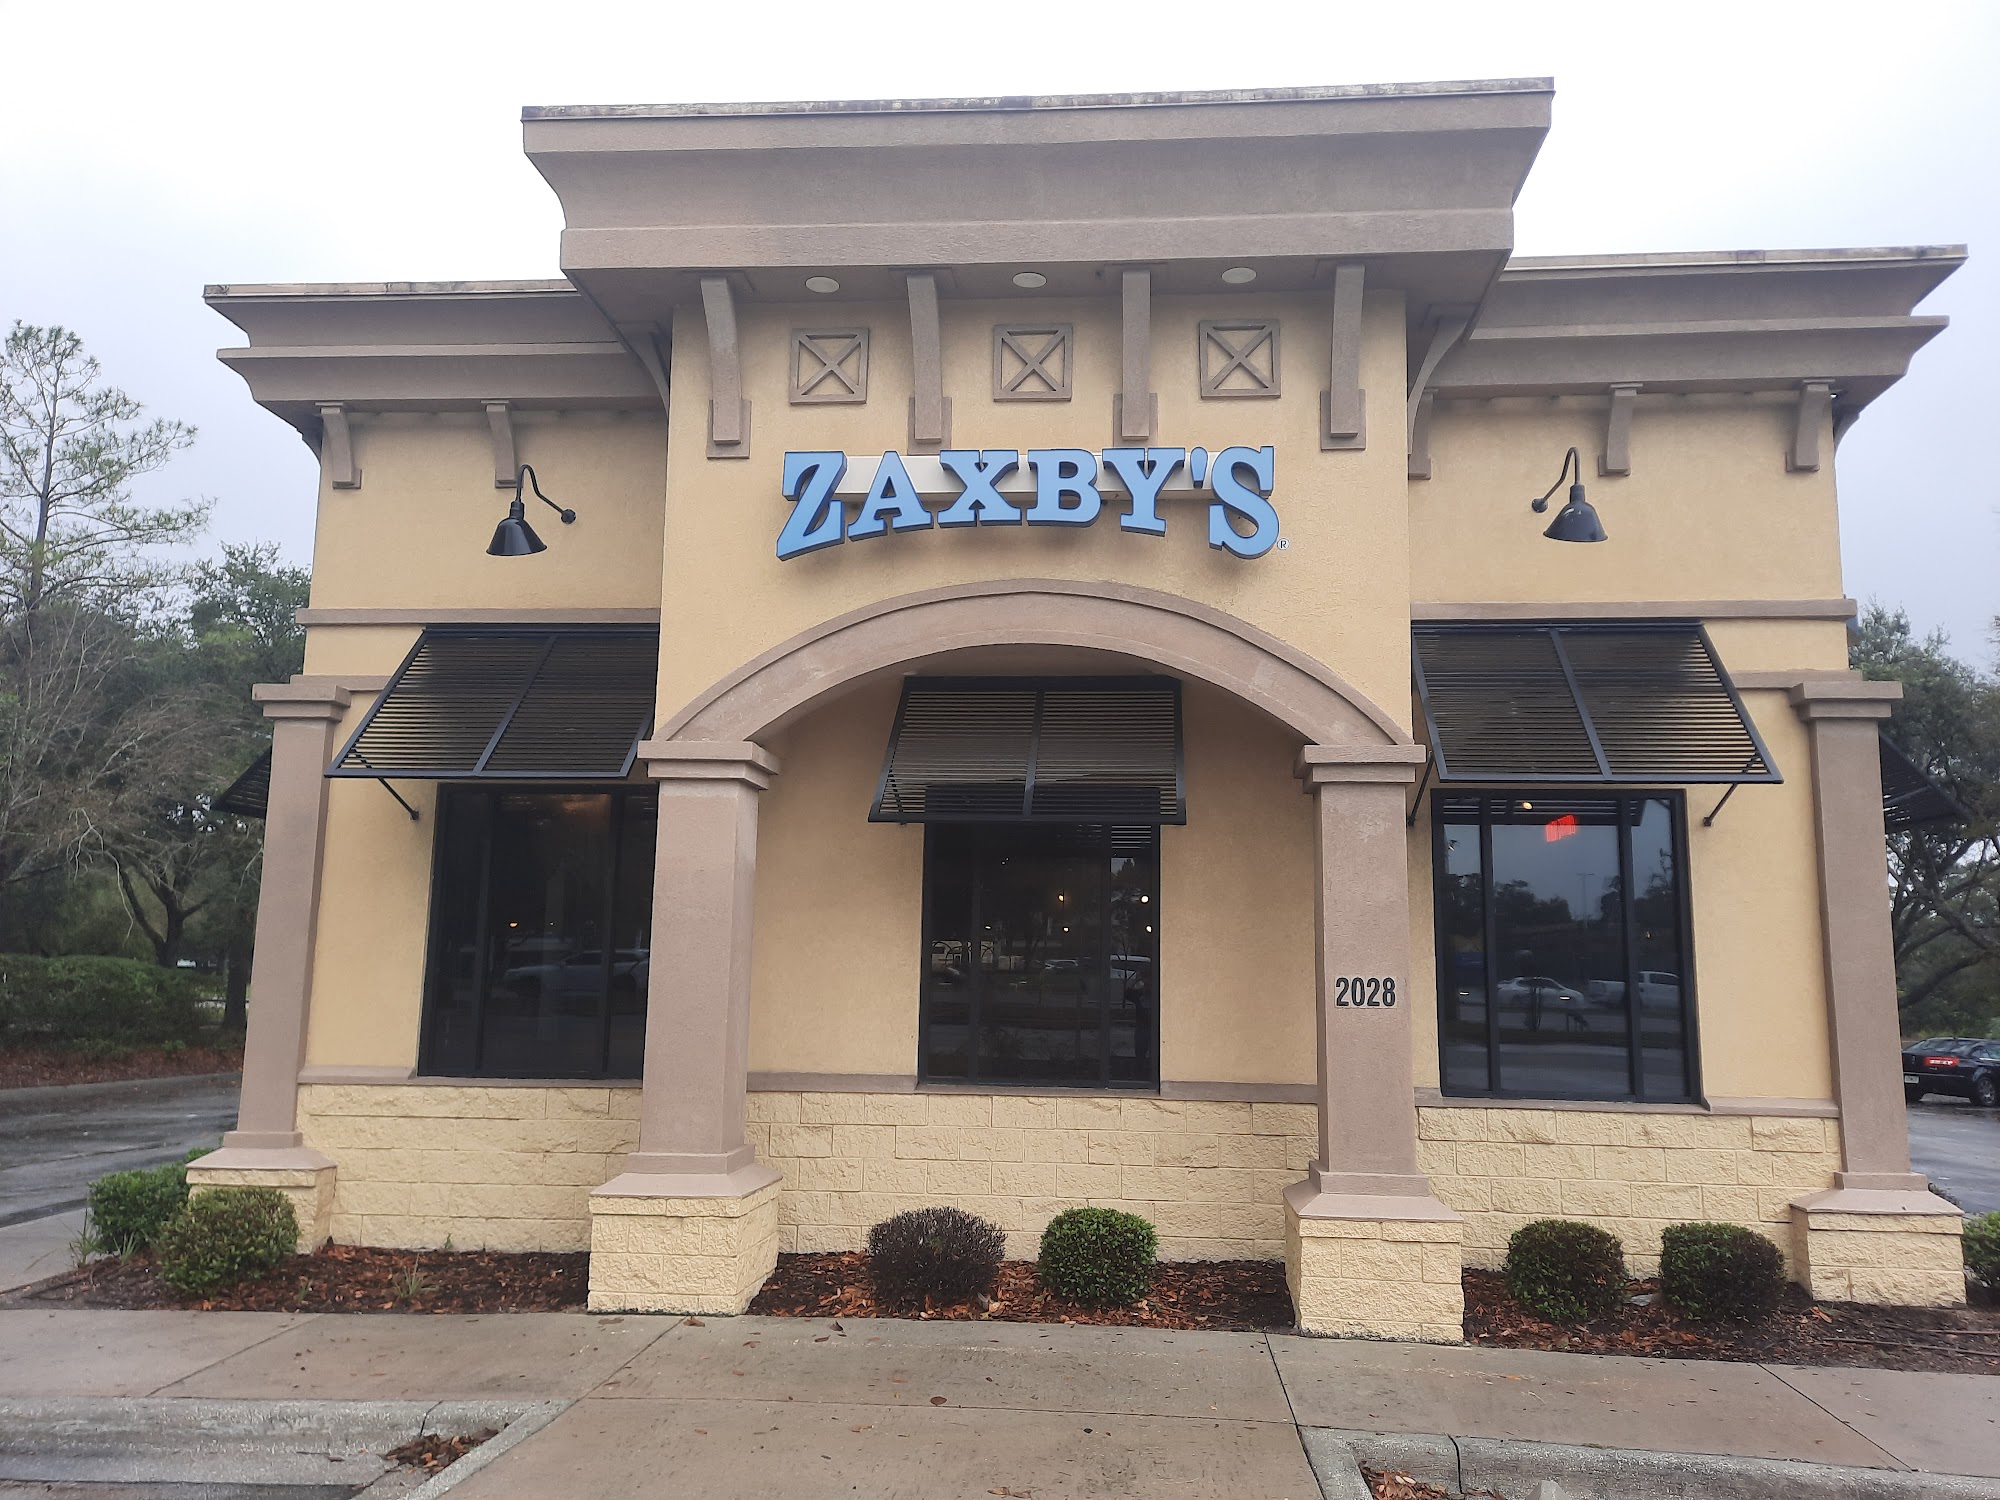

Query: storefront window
left=1433, top=794, right=1694, bottom=1102
left=921, top=823, right=1159, bottom=1088
left=420, top=787, right=656, bottom=1078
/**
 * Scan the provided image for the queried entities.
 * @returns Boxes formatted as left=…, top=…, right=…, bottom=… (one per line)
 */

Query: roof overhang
left=522, top=80, right=1553, bottom=327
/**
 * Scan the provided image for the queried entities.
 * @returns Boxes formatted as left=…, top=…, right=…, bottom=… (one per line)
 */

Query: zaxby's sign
left=777, top=446, right=1279, bottom=561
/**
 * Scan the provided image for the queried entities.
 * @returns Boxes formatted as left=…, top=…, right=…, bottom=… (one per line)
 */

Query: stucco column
left=1786, top=677, right=1961, bottom=1304
left=187, top=678, right=351, bottom=1251
left=1283, top=744, right=1463, bottom=1341
left=588, top=740, right=783, bottom=1313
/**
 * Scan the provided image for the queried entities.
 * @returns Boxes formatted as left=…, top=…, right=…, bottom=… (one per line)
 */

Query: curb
left=1302, top=1428, right=2000, bottom=1500
left=0, top=1071, right=241, bottom=1115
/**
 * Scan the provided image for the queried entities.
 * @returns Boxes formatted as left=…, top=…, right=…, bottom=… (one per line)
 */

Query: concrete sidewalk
left=0, top=1309, right=1994, bottom=1497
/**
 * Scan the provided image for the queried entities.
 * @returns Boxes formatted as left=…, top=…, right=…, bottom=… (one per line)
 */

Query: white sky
left=3, top=1, right=1994, bottom=660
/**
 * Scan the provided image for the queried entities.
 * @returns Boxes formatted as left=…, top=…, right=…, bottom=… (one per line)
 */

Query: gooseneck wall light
left=1529, top=447, right=1608, bottom=543
left=487, top=464, right=577, bottom=557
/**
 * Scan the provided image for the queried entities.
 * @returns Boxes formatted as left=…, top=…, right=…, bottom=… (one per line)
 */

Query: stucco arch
left=658, top=578, right=1409, bottom=748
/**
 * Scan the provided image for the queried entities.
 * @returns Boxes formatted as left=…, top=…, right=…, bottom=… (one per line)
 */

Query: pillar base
left=1789, top=1188, right=1964, bottom=1306
left=1283, top=1180, right=1464, bottom=1343
left=186, top=1145, right=336, bottom=1253
left=587, top=1165, right=782, bottom=1314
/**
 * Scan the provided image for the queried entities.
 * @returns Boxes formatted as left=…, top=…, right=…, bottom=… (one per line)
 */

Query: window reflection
left=422, top=787, right=656, bottom=1079
left=1435, top=795, right=1693, bottom=1101
left=922, top=824, right=1159, bottom=1088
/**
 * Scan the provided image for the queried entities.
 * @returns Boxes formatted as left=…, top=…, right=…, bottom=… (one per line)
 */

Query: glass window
left=420, top=787, right=656, bottom=1079
left=921, top=823, right=1159, bottom=1088
left=1433, top=794, right=1695, bottom=1102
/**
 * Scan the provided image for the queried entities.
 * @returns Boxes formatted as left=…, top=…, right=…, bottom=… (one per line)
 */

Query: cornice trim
left=1410, top=598, right=1857, bottom=623
left=297, top=607, right=662, bottom=626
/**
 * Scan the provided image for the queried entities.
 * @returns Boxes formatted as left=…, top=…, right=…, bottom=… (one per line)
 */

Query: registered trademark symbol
left=1276, top=537, right=1290, bottom=551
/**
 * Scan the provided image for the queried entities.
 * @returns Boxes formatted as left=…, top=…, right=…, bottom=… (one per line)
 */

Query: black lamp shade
left=487, top=498, right=547, bottom=557
left=1542, top=483, right=1607, bottom=543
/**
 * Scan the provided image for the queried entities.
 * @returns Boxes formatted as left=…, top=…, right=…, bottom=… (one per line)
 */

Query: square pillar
left=1285, top=744, right=1464, bottom=1342
left=186, top=678, right=351, bottom=1251
left=1785, top=678, right=1961, bottom=1302
left=588, top=741, right=783, bottom=1314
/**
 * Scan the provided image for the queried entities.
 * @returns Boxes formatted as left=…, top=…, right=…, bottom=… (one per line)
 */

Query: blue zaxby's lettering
left=776, top=446, right=1280, bottom=562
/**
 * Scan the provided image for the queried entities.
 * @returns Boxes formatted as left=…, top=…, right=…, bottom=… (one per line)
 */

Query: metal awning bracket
left=376, top=778, right=420, bottom=822
left=1406, top=748, right=1435, bottom=827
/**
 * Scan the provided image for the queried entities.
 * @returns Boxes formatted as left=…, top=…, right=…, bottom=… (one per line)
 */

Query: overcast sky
left=3, top=1, right=1993, bottom=659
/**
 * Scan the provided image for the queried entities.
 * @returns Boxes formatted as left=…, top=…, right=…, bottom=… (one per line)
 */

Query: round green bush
left=1659, top=1222, right=1785, bottom=1322
left=1964, top=1212, right=2000, bottom=1291
left=1037, top=1207, right=1157, bottom=1306
left=88, top=1164, right=190, bottom=1256
left=1504, top=1219, right=1626, bottom=1323
left=154, top=1187, right=299, bottom=1297
left=0, top=954, right=207, bottom=1051
left=866, top=1206, right=1005, bottom=1308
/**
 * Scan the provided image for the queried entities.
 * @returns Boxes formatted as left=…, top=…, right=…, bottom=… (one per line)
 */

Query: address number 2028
left=1333, top=977, right=1397, bottom=1007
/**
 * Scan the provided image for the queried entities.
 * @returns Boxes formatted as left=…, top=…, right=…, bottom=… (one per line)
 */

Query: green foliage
left=87, top=1163, right=190, bottom=1255
left=1036, top=1208, right=1158, bottom=1306
left=865, top=1206, right=1005, bottom=1307
left=154, top=1187, right=298, bottom=1296
left=1964, top=1212, right=2000, bottom=1290
left=1659, top=1222, right=1785, bottom=1323
left=0, top=953, right=207, bottom=1050
left=1504, top=1219, right=1627, bottom=1323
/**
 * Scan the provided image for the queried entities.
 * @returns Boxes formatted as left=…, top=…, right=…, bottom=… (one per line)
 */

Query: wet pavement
left=1906, top=1099, right=2000, bottom=1214
left=0, top=1075, right=239, bottom=1229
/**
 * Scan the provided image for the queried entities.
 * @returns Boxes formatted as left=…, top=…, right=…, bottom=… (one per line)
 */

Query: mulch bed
left=749, top=1252, right=1295, bottom=1330
left=11, top=1244, right=589, bottom=1313
left=1463, top=1268, right=2000, bottom=1374
left=387, top=1427, right=498, bottom=1474
left=0, top=1046, right=242, bottom=1089
left=1364, top=1467, right=1506, bottom=1500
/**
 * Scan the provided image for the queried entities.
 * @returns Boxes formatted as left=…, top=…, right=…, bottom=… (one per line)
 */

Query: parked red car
left=1902, top=1036, right=2000, bottom=1107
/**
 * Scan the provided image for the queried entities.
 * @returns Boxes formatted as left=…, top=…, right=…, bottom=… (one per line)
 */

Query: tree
left=0, top=322, right=205, bottom=616
left=1852, top=605, right=2000, bottom=1026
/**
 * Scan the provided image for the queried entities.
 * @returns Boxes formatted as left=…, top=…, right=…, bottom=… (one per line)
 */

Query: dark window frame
left=417, top=782, right=657, bottom=1080
left=917, top=821, right=1163, bottom=1091
left=1430, top=789, right=1703, bottom=1104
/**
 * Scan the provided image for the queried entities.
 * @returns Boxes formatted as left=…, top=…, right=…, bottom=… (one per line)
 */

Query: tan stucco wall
left=748, top=677, right=1317, bottom=1085
left=303, top=410, right=666, bottom=615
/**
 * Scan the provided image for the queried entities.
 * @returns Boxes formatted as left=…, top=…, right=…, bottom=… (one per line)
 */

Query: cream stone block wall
left=1416, top=1105, right=1842, bottom=1273
left=297, top=1083, right=640, bottom=1252
left=187, top=1162, right=336, bottom=1254
left=1286, top=1209, right=1464, bottom=1343
left=1790, top=1210, right=1965, bottom=1306
left=588, top=1182, right=781, bottom=1315
left=749, top=1092, right=1318, bottom=1261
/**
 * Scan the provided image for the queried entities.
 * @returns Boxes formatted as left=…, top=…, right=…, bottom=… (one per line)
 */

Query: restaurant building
left=194, top=80, right=1968, bottom=1337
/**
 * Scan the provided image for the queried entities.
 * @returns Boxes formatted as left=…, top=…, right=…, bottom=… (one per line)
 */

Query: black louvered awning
left=871, top=677, right=1184, bottom=824
left=214, top=747, right=272, bottom=819
left=330, top=628, right=657, bottom=780
left=1880, top=732, right=1967, bottom=831
left=1412, top=623, right=1779, bottom=785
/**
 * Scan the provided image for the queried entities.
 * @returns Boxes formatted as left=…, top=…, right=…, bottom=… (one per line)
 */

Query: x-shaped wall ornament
left=1199, top=320, right=1281, bottom=399
left=993, top=325, right=1072, bottom=401
left=791, top=330, right=869, bottom=404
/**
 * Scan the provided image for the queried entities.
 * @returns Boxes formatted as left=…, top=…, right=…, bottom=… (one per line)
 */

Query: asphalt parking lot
left=0, top=1074, right=239, bottom=1228
left=1906, top=1098, right=2000, bottom=1213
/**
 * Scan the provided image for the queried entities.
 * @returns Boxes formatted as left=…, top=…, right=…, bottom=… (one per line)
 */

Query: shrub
left=866, top=1206, right=1005, bottom=1308
left=1659, top=1222, right=1785, bottom=1322
left=88, top=1163, right=191, bottom=1256
left=1504, top=1219, right=1626, bottom=1323
left=1965, top=1212, right=2000, bottom=1291
left=1037, top=1207, right=1157, bottom=1306
left=0, top=955, right=207, bottom=1052
left=154, top=1187, right=298, bottom=1296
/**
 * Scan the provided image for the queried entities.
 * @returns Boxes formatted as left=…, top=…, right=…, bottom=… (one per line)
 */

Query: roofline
left=205, top=279, right=576, bottom=302
left=520, top=78, right=1555, bottom=123
left=1503, top=246, right=1967, bottom=275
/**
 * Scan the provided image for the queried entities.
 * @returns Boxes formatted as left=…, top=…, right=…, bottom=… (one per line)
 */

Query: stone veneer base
left=1789, top=1189, right=1965, bottom=1306
left=1283, top=1190, right=1465, bottom=1343
left=186, top=1146, right=338, bottom=1253
left=586, top=1178, right=782, bottom=1315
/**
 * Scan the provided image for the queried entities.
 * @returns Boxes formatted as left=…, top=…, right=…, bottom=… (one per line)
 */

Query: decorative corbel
left=316, top=403, right=360, bottom=490
left=906, top=271, right=952, bottom=452
left=1321, top=262, right=1366, bottom=450
left=1114, top=268, right=1157, bottom=443
left=615, top=322, right=672, bottom=414
left=1407, top=391, right=1436, bottom=481
left=701, top=276, right=751, bottom=459
left=484, top=402, right=517, bottom=489
left=1599, top=383, right=1642, bottom=476
left=1405, top=308, right=1471, bottom=480
left=1788, top=380, right=1834, bottom=473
